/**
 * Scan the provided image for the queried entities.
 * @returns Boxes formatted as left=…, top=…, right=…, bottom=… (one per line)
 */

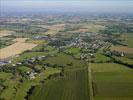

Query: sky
left=1, top=0, right=133, bottom=14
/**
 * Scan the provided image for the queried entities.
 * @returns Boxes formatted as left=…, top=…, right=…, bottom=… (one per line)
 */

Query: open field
left=43, top=53, right=86, bottom=68
left=66, top=23, right=106, bottom=33
left=38, top=24, right=65, bottom=35
left=114, top=56, right=133, bottom=65
left=27, top=52, right=89, bottom=100
left=111, top=45, right=133, bottom=54
left=0, top=30, right=14, bottom=38
left=64, top=47, right=81, bottom=54
left=82, top=24, right=106, bottom=33
left=91, top=63, right=132, bottom=72
left=12, top=49, right=58, bottom=63
left=0, top=37, right=15, bottom=49
left=91, top=63, right=133, bottom=100
left=29, top=68, right=89, bottom=100
left=0, top=38, right=37, bottom=59
left=95, top=52, right=111, bottom=63
left=120, top=33, right=133, bottom=48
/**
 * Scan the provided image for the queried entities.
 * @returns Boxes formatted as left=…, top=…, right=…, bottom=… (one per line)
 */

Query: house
left=27, top=71, right=37, bottom=79
left=0, top=60, right=9, bottom=66
left=29, top=72, right=35, bottom=79
left=121, top=52, right=125, bottom=57
left=12, top=64, right=16, bottom=67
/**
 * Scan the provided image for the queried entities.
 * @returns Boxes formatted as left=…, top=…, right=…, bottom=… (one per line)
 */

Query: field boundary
left=88, top=61, right=94, bottom=100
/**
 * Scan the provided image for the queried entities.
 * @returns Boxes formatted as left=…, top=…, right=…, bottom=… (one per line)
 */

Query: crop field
left=38, top=24, right=65, bottom=35
left=0, top=30, right=14, bottom=38
left=111, top=45, right=133, bottom=54
left=29, top=68, right=89, bottom=100
left=114, top=56, right=133, bottom=65
left=91, top=63, right=133, bottom=100
left=82, top=24, right=106, bottom=33
left=26, top=52, right=89, bottom=100
left=67, top=23, right=106, bottom=33
left=0, top=38, right=37, bottom=59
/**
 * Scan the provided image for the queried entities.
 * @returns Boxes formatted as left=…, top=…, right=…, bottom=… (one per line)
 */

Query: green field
left=43, top=53, right=86, bottom=68
left=29, top=68, right=89, bottom=100
left=64, top=47, right=81, bottom=54
left=82, top=23, right=106, bottom=33
left=12, top=50, right=58, bottom=63
left=0, top=37, right=15, bottom=49
left=114, top=56, right=133, bottom=65
left=14, top=67, right=60, bottom=100
left=26, top=53, right=90, bottom=100
left=18, top=66, right=32, bottom=73
left=95, top=52, right=111, bottom=63
left=120, top=33, right=133, bottom=48
left=0, top=67, right=60, bottom=100
left=91, top=63, right=133, bottom=100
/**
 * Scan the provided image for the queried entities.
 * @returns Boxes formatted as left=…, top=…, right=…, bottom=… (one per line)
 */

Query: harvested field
left=0, top=30, right=14, bottom=37
left=111, top=45, right=133, bottom=54
left=0, top=38, right=37, bottom=59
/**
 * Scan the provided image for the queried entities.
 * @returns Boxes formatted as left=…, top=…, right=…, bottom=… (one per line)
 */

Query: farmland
left=0, top=30, right=14, bottom=38
left=38, top=24, right=66, bottom=35
left=0, top=14, right=133, bottom=100
left=94, top=51, right=111, bottom=63
left=0, top=38, right=37, bottom=59
left=91, top=63, right=133, bottom=100
left=82, top=24, right=106, bottom=33
left=120, top=33, right=133, bottom=48
left=111, top=45, right=133, bottom=54
left=28, top=68, right=89, bottom=100
left=0, top=67, right=61, bottom=100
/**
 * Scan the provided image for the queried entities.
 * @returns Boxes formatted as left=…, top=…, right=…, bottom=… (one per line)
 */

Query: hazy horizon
left=1, top=0, right=133, bottom=14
